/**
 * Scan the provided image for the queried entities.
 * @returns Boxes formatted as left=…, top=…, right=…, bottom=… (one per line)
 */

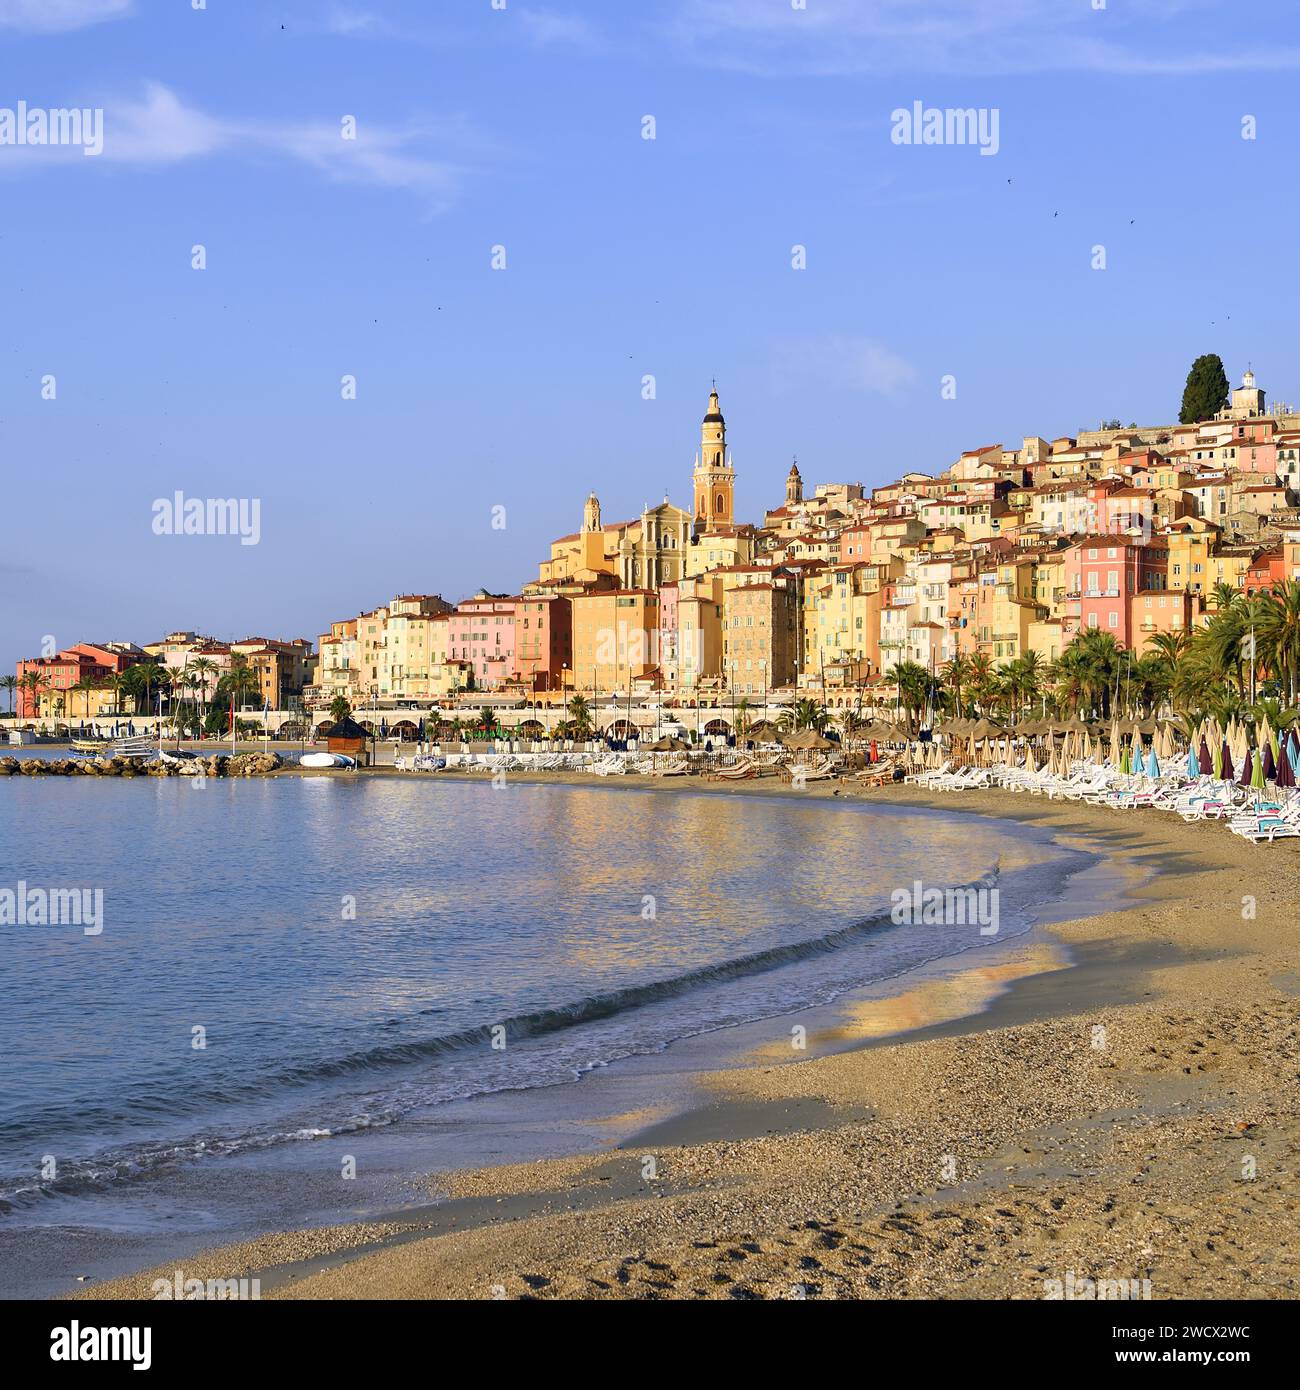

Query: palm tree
left=328, top=695, right=352, bottom=724
left=967, top=652, right=996, bottom=711
left=0, top=674, right=17, bottom=715
left=18, top=669, right=47, bottom=721
left=189, top=657, right=217, bottom=726
left=128, top=661, right=166, bottom=717
left=225, top=660, right=260, bottom=716
left=1258, top=579, right=1300, bottom=705
left=69, top=675, right=100, bottom=724
left=889, top=661, right=932, bottom=733
left=778, top=697, right=829, bottom=733
left=1210, top=581, right=1240, bottom=615
left=566, top=693, right=592, bottom=738
left=942, top=654, right=971, bottom=719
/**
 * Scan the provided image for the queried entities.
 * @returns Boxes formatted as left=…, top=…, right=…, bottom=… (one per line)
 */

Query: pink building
left=1064, top=537, right=1168, bottom=646
left=513, top=595, right=571, bottom=693
left=446, top=593, right=518, bottom=690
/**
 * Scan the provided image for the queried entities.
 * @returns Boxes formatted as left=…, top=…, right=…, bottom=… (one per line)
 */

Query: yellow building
left=1164, top=517, right=1219, bottom=596
left=659, top=574, right=724, bottom=694
left=685, top=525, right=755, bottom=578
left=807, top=563, right=887, bottom=683
left=571, top=590, right=660, bottom=694
left=721, top=574, right=799, bottom=694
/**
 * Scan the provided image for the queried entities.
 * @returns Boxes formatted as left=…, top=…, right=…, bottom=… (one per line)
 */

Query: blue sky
left=2, top=0, right=1299, bottom=672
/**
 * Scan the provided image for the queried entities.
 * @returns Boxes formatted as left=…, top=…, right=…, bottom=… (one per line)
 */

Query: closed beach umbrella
left=1262, top=741, right=1276, bottom=782
left=1251, top=746, right=1266, bottom=789
left=1238, top=747, right=1253, bottom=788
left=1212, top=739, right=1224, bottom=780
left=1025, top=744, right=1037, bottom=774
left=1186, top=743, right=1200, bottom=778
left=1277, top=745, right=1296, bottom=788
left=1219, top=740, right=1233, bottom=783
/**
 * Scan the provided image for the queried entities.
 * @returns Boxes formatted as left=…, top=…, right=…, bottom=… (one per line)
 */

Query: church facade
left=531, top=388, right=739, bottom=595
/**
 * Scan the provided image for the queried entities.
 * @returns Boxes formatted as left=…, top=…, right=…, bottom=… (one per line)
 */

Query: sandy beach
left=74, top=779, right=1300, bottom=1301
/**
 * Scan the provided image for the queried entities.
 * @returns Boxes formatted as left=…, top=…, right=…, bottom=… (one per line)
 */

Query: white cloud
left=519, top=7, right=602, bottom=50
left=773, top=335, right=917, bottom=398
left=0, top=0, right=131, bottom=33
left=670, top=0, right=1300, bottom=77
left=0, top=82, right=480, bottom=211
left=320, top=5, right=393, bottom=39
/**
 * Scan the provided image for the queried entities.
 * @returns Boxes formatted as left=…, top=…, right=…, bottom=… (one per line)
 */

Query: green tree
left=328, top=695, right=352, bottom=723
left=942, top=654, right=971, bottom=718
left=18, top=669, right=47, bottom=719
left=889, top=661, right=933, bottom=732
left=1179, top=353, right=1229, bottom=424
left=566, top=693, right=592, bottom=738
left=0, top=673, right=17, bottom=714
left=778, top=697, right=830, bottom=733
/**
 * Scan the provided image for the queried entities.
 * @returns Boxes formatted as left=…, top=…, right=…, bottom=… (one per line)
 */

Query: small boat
left=299, top=752, right=356, bottom=769
left=109, top=737, right=158, bottom=760
left=71, top=737, right=110, bottom=753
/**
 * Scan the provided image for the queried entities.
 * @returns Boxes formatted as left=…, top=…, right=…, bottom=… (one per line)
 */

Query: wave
left=0, top=861, right=1001, bottom=1210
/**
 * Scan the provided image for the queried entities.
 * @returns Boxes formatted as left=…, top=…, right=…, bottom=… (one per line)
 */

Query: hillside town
left=9, top=366, right=1300, bottom=732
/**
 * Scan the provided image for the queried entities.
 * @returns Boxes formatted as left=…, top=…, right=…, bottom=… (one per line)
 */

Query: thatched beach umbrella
left=747, top=719, right=781, bottom=742
left=646, top=734, right=690, bottom=752
left=782, top=727, right=834, bottom=751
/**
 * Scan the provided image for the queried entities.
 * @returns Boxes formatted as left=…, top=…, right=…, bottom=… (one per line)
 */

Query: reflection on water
left=0, top=776, right=1076, bottom=1216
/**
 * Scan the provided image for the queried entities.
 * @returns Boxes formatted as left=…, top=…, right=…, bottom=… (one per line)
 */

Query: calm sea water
left=0, top=774, right=1091, bottom=1278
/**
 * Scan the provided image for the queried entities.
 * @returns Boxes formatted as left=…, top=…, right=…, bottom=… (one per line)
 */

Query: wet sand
left=75, top=783, right=1300, bottom=1300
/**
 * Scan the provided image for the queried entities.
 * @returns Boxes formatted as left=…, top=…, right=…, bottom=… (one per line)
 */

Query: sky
left=3, top=0, right=1299, bottom=673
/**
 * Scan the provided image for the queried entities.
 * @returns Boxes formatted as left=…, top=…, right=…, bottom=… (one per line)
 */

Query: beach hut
left=325, top=715, right=371, bottom=765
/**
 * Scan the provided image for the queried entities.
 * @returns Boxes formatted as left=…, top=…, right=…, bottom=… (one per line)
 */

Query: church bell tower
left=692, top=386, right=735, bottom=535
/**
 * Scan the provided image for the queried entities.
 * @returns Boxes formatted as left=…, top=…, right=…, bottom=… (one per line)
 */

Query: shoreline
left=67, top=783, right=1300, bottom=1301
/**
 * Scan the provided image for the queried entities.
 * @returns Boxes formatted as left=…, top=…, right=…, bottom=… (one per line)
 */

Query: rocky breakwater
left=0, top=753, right=283, bottom=778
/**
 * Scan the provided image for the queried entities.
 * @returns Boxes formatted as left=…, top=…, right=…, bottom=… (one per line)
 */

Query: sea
left=0, top=769, right=1113, bottom=1296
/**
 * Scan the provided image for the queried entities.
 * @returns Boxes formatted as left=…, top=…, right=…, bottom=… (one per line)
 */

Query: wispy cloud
left=518, top=7, right=603, bottom=50
left=670, top=0, right=1300, bottom=77
left=773, top=335, right=917, bottom=398
left=0, top=0, right=131, bottom=33
left=0, top=82, right=487, bottom=212
left=318, top=4, right=395, bottom=39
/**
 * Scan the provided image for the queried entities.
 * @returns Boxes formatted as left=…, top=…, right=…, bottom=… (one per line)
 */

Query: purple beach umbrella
left=1220, top=740, right=1234, bottom=783
left=1277, top=747, right=1296, bottom=788
left=1198, top=736, right=1213, bottom=775
left=1262, top=742, right=1276, bottom=782
left=1238, top=748, right=1253, bottom=788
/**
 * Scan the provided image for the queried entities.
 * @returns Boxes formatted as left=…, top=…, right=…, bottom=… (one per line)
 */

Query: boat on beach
left=299, top=752, right=356, bottom=769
